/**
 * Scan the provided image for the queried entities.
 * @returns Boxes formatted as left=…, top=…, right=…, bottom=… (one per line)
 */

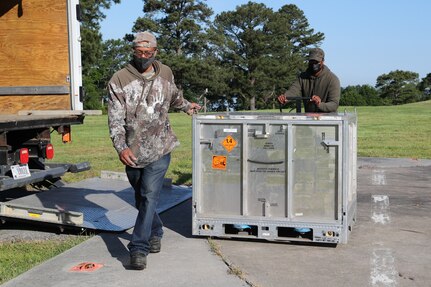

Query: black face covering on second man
left=133, top=56, right=155, bottom=73
left=308, top=62, right=322, bottom=74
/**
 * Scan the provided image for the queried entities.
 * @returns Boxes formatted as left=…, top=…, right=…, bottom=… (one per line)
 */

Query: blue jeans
left=126, top=153, right=170, bottom=255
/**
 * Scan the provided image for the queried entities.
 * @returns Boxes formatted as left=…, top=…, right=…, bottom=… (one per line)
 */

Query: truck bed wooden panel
left=0, top=0, right=71, bottom=113
left=0, top=95, right=70, bottom=114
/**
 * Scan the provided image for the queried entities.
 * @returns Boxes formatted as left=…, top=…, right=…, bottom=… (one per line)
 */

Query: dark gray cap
left=308, top=48, right=325, bottom=61
left=133, top=31, right=157, bottom=48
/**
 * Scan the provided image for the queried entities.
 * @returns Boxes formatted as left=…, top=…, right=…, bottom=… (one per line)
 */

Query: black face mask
left=133, top=55, right=155, bottom=73
left=308, top=62, right=322, bottom=74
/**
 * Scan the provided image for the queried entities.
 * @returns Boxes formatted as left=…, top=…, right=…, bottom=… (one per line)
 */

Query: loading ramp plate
left=0, top=177, right=191, bottom=232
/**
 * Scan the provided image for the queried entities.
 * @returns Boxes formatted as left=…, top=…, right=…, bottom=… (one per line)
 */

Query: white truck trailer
left=0, top=0, right=90, bottom=191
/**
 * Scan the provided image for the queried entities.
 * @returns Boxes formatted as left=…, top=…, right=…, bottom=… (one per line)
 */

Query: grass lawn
left=350, top=101, right=431, bottom=159
left=0, top=236, right=89, bottom=284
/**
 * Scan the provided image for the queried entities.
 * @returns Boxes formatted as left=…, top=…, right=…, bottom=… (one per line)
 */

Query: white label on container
left=295, top=213, right=303, bottom=216
left=223, top=128, right=237, bottom=133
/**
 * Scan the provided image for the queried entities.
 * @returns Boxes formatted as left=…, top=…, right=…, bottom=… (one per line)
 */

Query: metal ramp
left=0, top=176, right=192, bottom=232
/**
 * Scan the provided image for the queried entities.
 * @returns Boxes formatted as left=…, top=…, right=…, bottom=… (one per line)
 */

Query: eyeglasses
left=308, top=60, right=321, bottom=64
left=133, top=49, right=157, bottom=57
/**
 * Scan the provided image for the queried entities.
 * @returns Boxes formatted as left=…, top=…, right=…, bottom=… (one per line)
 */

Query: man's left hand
left=310, top=95, right=321, bottom=106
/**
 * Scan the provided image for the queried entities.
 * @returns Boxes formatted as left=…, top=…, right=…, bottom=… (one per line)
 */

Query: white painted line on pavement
left=371, top=195, right=391, bottom=224
left=370, top=248, right=398, bottom=286
left=370, top=194, right=398, bottom=286
left=372, top=170, right=387, bottom=185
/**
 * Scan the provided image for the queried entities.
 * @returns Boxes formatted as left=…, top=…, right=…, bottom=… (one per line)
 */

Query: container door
left=246, top=124, right=286, bottom=218
left=197, top=123, right=242, bottom=216
left=291, top=124, right=339, bottom=222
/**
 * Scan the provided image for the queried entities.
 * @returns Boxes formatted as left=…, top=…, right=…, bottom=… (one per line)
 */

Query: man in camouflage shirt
left=107, top=31, right=200, bottom=270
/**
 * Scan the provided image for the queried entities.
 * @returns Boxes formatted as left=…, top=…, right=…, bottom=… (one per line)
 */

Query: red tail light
left=46, top=144, right=54, bottom=160
left=19, top=148, right=29, bottom=164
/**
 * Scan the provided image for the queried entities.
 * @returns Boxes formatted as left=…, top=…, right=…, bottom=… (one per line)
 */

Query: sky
left=100, top=0, right=430, bottom=87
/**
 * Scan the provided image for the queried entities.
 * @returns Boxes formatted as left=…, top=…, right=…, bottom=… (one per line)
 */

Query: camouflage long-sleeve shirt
left=107, top=60, right=192, bottom=168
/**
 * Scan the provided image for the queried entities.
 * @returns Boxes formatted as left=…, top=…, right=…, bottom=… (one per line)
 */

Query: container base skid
left=193, top=215, right=356, bottom=244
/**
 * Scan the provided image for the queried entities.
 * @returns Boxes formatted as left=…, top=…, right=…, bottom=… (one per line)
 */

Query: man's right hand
left=119, top=148, right=137, bottom=167
left=277, top=94, right=289, bottom=105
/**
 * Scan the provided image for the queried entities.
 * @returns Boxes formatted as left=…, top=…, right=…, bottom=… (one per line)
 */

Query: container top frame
left=193, top=112, right=357, bottom=122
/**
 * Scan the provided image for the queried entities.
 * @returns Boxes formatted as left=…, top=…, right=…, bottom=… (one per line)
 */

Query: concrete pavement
left=2, top=157, right=431, bottom=287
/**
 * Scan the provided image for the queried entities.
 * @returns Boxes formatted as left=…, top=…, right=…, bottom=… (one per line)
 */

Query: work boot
left=149, top=237, right=161, bottom=253
left=130, top=253, right=147, bottom=270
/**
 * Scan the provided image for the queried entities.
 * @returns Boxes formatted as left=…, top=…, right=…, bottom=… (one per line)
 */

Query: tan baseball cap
left=308, top=48, right=325, bottom=61
left=133, top=31, right=157, bottom=48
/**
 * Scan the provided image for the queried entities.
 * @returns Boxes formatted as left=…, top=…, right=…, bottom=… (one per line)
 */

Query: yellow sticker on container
left=221, top=135, right=237, bottom=152
left=28, top=213, right=41, bottom=218
left=212, top=155, right=227, bottom=170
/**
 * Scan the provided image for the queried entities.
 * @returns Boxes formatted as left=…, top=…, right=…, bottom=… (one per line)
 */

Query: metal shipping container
left=192, top=112, right=357, bottom=244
